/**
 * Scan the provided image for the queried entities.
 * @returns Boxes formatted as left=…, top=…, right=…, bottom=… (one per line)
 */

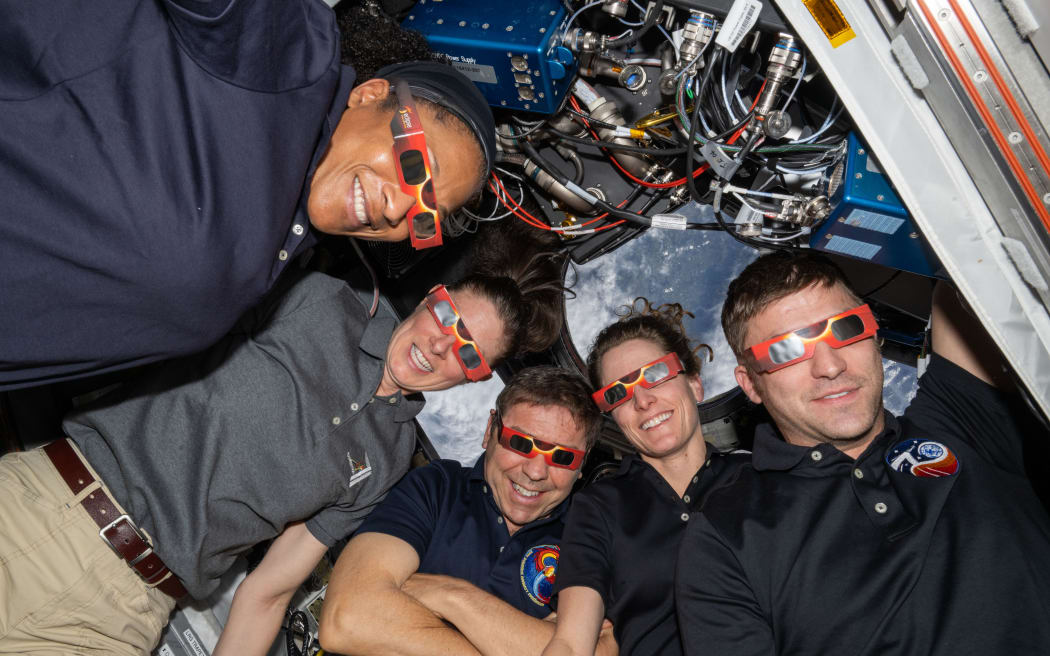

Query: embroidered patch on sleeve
left=520, top=544, right=560, bottom=606
left=886, top=438, right=959, bottom=477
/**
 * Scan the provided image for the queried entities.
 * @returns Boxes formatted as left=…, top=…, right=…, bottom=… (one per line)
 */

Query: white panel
left=773, top=0, right=1050, bottom=415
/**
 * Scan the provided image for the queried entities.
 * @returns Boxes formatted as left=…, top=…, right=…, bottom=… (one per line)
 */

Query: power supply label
left=448, top=60, right=498, bottom=85
left=803, top=0, right=856, bottom=48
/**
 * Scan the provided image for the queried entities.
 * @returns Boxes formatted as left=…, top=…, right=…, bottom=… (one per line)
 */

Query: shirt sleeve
left=352, top=462, right=450, bottom=560
left=676, top=512, right=772, bottom=656
left=161, top=0, right=337, bottom=91
left=904, top=354, right=1030, bottom=475
left=552, top=488, right=615, bottom=610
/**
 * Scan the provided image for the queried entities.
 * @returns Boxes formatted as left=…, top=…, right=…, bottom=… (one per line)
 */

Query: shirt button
left=810, top=451, right=823, bottom=462
left=388, top=397, right=397, bottom=405
left=497, top=517, right=504, bottom=524
left=278, top=250, right=288, bottom=261
left=482, top=485, right=488, bottom=494
left=292, top=224, right=305, bottom=236
left=683, top=495, right=691, bottom=503
left=332, top=417, right=341, bottom=425
left=499, top=546, right=504, bottom=553
left=680, top=513, right=689, bottom=522
left=350, top=403, right=359, bottom=412
left=692, top=476, right=699, bottom=484
left=854, top=468, right=864, bottom=479
left=874, top=502, right=888, bottom=514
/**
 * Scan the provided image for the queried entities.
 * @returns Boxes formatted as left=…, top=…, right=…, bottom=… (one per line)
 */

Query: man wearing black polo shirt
left=319, top=367, right=617, bottom=656
left=676, top=253, right=1050, bottom=655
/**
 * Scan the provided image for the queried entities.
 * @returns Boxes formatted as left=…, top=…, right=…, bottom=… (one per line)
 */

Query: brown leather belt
left=43, top=439, right=188, bottom=599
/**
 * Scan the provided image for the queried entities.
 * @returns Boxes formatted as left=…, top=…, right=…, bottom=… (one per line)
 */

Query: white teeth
left=641, top=411, right=672, bottom=430
left=410, top=344, right=433, bottom=372
left=353, top=177, right=371, bottom=228
left=823, top=391, right=849, bottom=399
left=512, top=482, right=539, bottom=497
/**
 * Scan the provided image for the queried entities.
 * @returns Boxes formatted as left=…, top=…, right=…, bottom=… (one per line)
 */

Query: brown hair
left=492, top=366, right=604, bottom=449
left=721, top=252, right=861, bottom=357
left=449, top=220, right=568, bottom=363
left=586, top=298, right=711, bottom=389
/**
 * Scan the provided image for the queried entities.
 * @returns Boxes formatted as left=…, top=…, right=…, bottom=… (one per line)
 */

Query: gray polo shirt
left=64, top=270, right=424, bottom=599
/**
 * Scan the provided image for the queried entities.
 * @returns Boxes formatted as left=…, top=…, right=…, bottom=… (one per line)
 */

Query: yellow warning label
left=803, top=0, right=856, bottom=48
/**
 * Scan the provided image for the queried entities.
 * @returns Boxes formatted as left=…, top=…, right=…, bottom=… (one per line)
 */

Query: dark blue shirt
left=0, top=0, right=355, bottom=390
left=358, top=458, right=569, bottom=618
left=677, top=355, right=1050, bottom=656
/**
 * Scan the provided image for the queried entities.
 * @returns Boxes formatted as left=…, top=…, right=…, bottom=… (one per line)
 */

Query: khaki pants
left=0, top=444, right=176, bottom=655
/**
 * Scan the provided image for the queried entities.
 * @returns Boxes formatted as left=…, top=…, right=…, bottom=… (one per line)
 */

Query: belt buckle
left=99, top=514, right=152, bottom=566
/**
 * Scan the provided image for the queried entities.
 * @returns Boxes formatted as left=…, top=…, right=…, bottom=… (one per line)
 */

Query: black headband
left=374, top=61, right=496, bottom=174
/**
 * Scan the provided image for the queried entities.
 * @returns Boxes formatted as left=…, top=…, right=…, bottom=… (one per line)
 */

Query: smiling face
left=377, top=288, right=506, bottom=397
left=735, top=282, right=885, bottom=456
left=482, top=403, right=588, bottom=536
left=307, top=78, right=483, bottom=241
left=599, top=339, right=705, bottom=462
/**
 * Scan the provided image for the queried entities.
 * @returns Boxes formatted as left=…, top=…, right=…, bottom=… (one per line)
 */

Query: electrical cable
left=606, top=0, right=663, bottom=49
left=563, top=0, right=603, bottom=39
left=782, top=51, right=806, bottom=111
left=547, top=128, right=688, bottom=155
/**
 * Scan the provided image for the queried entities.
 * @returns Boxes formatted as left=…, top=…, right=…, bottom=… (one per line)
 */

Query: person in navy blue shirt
left=0, top=0, right=496, bottom=390
left=319, top=366, right=618, bottom=656
left=675, top=253, right=1050, bottom=655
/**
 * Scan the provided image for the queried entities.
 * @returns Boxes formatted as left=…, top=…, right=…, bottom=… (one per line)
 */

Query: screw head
left=436, top=18, right=443, bottom=24
left=855, top=172, right=863, bottom=179
left=876, top=194, right=885, bottom=201
left=909, top=232, right=918, bottom=239
left=459, top=20, right=466, bottom=26
left=858, top=148, right=865, bottom=155
left=1008, top=131, right=1023, bottom=144
left=938, top=8, right=951, bottom=20
left=974, top=70, right=987, bottom=82
left=1043, top=192, right=1050, bottom=205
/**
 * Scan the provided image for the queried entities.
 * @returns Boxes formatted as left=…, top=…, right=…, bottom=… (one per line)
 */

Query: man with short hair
left=676, top=252, right=1050, bottom=655
left=319, top=366, right=616, bottom=656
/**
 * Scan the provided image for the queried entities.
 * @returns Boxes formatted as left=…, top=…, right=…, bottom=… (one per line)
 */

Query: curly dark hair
left=586, top=298, right=711, bottom=389
left=335, top=2, right=435, bottom=80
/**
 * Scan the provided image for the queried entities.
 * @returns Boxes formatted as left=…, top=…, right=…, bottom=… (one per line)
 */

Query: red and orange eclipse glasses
left=424, top=285, right=491, bottom=381
left=495, top=413, right=586, bottom=470
left=747, top=303, right=879, bottom=373
left=591, top=352, right=685, bottom=412
left=391, top=81, right=442, bottom=250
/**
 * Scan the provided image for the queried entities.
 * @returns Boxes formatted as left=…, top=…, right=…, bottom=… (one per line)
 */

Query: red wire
left=489, top=173, right=625, bottom=232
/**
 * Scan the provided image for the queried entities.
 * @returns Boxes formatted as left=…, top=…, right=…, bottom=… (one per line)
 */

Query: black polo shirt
left=357, top=458, right=569, bottom=618
left=555, top=449, right=748, bottom=655
left=0, top=0, right=352, bottom=390
left=676, top=355, right=1050, bottom=655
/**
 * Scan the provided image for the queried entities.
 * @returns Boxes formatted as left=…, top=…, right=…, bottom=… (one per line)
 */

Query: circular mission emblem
left=885, top=438, right=960, bottom=477
left=520, top=544, right=560, bottom=606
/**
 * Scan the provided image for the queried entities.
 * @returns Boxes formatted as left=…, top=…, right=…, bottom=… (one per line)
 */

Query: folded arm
left=318, top=532, right=480, bottom=655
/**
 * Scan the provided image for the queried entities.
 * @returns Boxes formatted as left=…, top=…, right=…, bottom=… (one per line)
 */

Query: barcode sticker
left=715, top=0, right=763, bottom=53
left=651, top=213, right=688, bottom=230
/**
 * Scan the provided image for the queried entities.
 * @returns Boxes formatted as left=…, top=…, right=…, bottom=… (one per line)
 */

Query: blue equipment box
left=403, top=0, right=577, bottom=114
left=810, top=132, right=941, bottom=277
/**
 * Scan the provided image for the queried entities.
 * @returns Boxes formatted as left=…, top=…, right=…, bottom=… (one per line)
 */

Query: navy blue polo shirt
left=357, top=458, right=569, bottom=618
left=0, top=0, right=354, bottom=390
left=677, top=355, right=1050, bottom=655
left=553, top=448, right=748, bottom=656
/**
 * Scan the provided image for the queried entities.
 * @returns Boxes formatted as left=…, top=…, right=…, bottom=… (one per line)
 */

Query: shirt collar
left=752, top=410, right=901, bottom=471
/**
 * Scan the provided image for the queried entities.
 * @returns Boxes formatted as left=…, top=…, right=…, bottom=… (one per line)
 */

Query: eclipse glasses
left=424, top=285, right=491, bottom=381
left=747, top=303, right=879, bottom=373
left=391, top=81, right=441, bottom=250
left=495, top=413, right=586, bottom=470
left=591, top=352, right=685, bottom=412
